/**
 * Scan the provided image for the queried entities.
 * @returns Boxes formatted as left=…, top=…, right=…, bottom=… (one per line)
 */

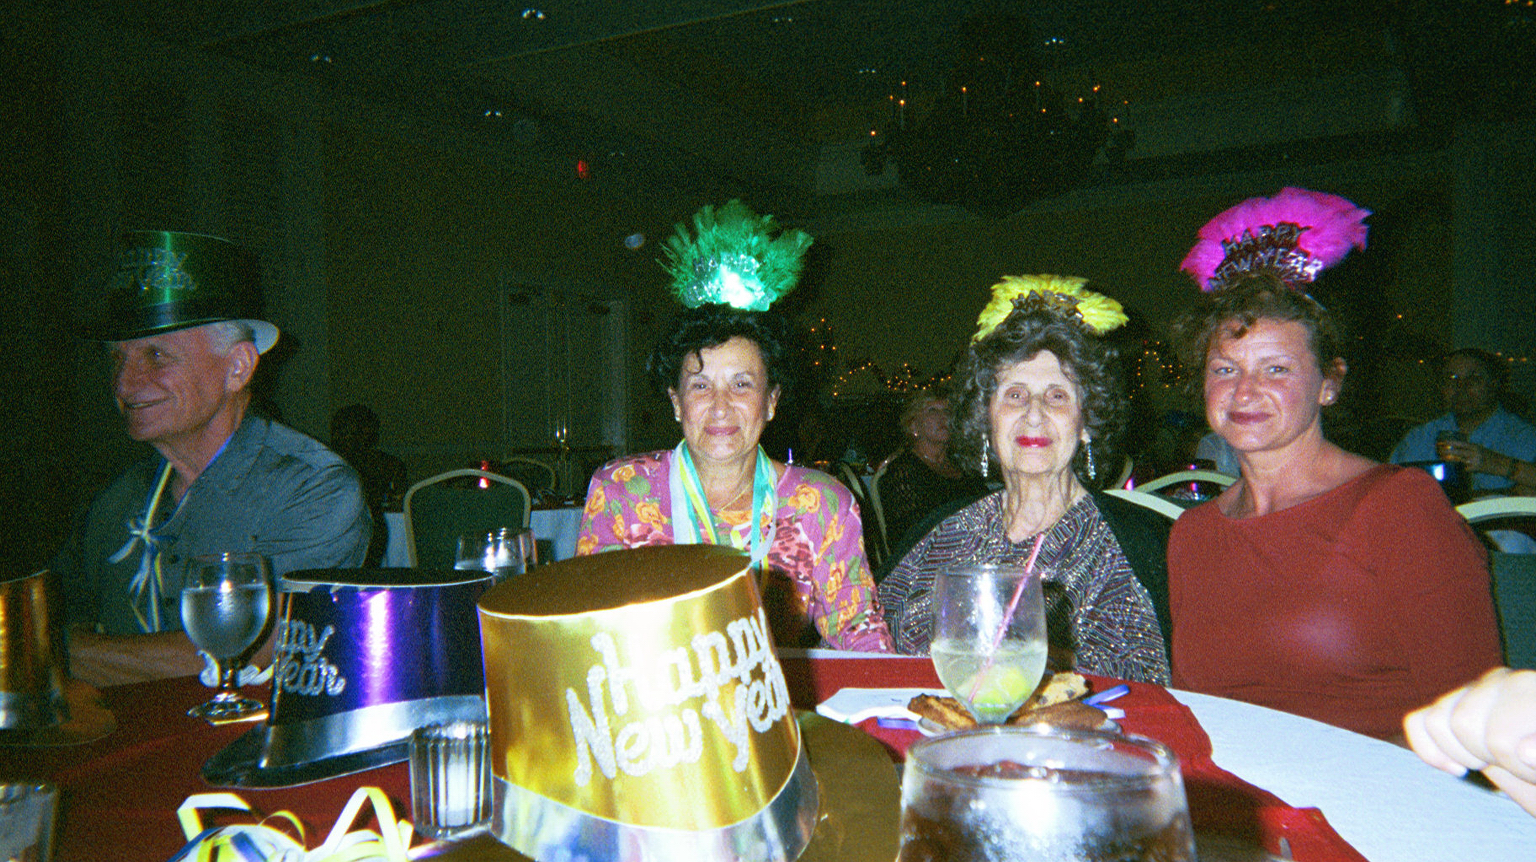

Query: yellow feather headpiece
left=973, top=274, right=1128, bottom=341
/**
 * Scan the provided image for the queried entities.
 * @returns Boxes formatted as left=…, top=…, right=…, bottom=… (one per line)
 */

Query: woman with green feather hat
left=575, top=201, right=894, bottom=652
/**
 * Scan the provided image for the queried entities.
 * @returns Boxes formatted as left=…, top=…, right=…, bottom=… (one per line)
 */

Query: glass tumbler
left=897, top=725, right=1196, bottom=862
left=409, top=720, right=492, bottom=842
left=0, top=782, right=57, bottom=862
left=455, top=528, right=537, bottom=582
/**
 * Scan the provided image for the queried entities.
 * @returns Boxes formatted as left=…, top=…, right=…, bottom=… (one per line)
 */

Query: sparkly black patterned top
left=877, top=490, right=1172, bottom=684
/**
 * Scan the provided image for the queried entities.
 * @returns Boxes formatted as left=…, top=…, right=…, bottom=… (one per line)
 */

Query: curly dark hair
left=646, top=303, right=796, bottom=398
left=1170, top=272, right=1347, bottom=390
left=949, top=306, right=1127, bottom=487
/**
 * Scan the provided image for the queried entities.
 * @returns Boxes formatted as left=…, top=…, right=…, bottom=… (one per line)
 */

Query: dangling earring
left=1083, top=440, right=1096, bottom=480
left=980, top=436, right=990, bottom=479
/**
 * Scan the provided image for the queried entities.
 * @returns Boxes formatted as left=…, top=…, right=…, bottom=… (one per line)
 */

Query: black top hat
left=83, top=231, right=279, bottom=353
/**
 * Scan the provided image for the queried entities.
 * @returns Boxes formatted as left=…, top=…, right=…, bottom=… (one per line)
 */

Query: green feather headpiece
left=661, top=200, right=813, bottom=311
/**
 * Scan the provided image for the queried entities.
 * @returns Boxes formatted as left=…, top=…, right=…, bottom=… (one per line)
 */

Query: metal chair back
left=1458, top=496, right=1536, bottom=669
left=403, top=469, right=531, bottom=569
left=1102, top=488, right=1189, bottom=522
left=501, top=456, right=557, bottom=496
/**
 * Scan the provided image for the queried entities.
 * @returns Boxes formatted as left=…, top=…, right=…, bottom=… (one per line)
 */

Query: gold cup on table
left=0, top=570, right=114, bottom=746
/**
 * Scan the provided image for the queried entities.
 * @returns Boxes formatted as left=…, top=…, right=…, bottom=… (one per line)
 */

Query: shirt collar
left=193, top=414, right=269, bottom=497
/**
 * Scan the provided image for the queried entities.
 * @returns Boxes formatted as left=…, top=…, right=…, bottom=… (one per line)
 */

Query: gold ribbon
left=171, top=787, right=414, bottom=862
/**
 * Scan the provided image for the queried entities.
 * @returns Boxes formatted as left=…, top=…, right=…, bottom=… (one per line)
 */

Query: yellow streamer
left=173, top=787, right=415, bottom=862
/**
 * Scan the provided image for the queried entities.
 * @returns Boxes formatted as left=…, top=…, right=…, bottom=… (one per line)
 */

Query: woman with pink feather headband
left=1166, top=188, right=1500, bottom=741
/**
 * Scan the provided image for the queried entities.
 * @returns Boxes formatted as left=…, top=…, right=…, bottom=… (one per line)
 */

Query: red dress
left=1169, top=464, right=1501, bottom=738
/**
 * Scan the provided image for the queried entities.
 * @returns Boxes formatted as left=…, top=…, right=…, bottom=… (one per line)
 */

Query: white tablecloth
left=1172, top=688, right=1536, bottom=861
left=792, top=650, right=1536, bottom=862
left=382, top=507, right=585, bottom=567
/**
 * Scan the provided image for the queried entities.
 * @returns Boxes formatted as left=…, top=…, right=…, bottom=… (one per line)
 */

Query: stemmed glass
left=181, top=552, right=273, bottom=720
left=930, top=563, right=1047, bottom=725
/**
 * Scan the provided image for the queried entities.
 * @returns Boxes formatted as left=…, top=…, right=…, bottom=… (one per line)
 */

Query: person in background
left=879, top=275, right=1172, bottom=683
left=52, top=231, right=371, bottom=686
left=1168, top=188, right=1500, bottom=740
left=575, top=200, right=892, bottom=652
left=1405, top=667, right=1536, bottom=818
left=877, top=389, right=988, bottom=553
left=1193, top=430, right=1241, bottom=477
left=331, top=403, right=409, bottom=566
left=1390, top=348, right=1536, bottom=496
left=330, top=404, right=408, bottom=510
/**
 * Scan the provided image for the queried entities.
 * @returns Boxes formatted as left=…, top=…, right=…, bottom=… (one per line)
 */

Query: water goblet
left=181, top=552, right=273, bottom=721
left=930, top=563, right=1047, bottom=725
left=897, top=725, right=1197, bottom=861
left=455, top=528, right=536, bottom=582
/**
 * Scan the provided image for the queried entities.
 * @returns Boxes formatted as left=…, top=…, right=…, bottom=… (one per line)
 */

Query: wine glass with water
left=181, top=552, right=273, bottom=720
left=930, top=563, right=1048, bottom=724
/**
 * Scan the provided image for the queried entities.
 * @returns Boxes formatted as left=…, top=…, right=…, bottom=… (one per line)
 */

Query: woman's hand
left=1404, top=667, right=1536, bottom=817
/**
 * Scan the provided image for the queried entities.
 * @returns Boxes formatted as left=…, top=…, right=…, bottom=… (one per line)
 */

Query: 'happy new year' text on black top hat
left=83, top=230, right=279, bottom=354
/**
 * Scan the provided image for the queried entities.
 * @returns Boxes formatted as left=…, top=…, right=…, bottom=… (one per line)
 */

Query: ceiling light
left=521, top=9, right=546, bottom=21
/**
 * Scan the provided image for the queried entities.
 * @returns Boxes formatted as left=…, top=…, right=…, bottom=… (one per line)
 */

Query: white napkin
left=198, top=653, right=273, bottom=687
left=814, top=687, right=945, bottom=724
left=815, top=685, right=1127, bottom=724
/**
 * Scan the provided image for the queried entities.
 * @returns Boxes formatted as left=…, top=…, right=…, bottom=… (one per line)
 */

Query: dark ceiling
left=77, top=0, right=1536, bottom=215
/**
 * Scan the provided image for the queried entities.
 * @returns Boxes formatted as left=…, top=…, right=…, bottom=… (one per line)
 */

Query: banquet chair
left=836, top=461, right=884, bottom=569
left=1489, top=552, right=1536, bottom=670
left=1455, top=496, right=1536, bottom=526
left=1102, top=488, right=1188, bottom=522
left=865, top=461, right=893, bottom=569
left=1108, top=454, right=1134, bottom=490
left=1134, top=469, right=1236, bottom=496
left=1457, top=497, right=1536, bottom=669
left=501, top=455, right=557, bottom=497
left=403, top=469, right=531, bottom=569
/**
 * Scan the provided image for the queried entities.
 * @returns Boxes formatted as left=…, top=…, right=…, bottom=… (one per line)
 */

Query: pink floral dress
left=576, top=450, right=894, bottom=653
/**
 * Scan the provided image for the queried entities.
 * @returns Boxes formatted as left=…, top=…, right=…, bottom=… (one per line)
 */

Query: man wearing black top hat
left=52, top=231, right=371, bottom=685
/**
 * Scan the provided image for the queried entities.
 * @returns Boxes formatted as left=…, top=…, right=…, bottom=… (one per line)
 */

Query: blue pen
left=1084, top=684, right=1130, bottom=707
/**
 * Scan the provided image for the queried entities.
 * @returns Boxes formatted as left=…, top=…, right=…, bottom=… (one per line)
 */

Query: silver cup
left=0, top=782, right=57, bottom=862
left=409, top=720, right=491, bottom=842
left=454, top=528, right=537, bottom=582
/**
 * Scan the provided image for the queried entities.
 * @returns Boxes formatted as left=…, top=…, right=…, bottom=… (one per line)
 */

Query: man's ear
left=225, top=341, right=260, bottom=393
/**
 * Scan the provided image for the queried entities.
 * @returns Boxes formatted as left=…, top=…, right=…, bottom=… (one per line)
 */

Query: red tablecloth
left=5, top=656, right=1366, bottom=861
left=782, top=654, right=1367, bottom=862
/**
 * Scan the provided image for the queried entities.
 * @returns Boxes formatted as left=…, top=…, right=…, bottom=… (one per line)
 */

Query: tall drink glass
left=930, top=563, right=1047, bottom=724
left=181, top=552, right=272, bottom=720
left=898, top=726, right=1197, bottom=862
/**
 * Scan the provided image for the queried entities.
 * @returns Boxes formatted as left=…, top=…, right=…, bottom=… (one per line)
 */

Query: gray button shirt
left=54, top=415, right=372, bottom=635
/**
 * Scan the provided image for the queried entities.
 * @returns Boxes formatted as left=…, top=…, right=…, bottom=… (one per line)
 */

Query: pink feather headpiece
left=1179, top=187, right=1370, bottom=292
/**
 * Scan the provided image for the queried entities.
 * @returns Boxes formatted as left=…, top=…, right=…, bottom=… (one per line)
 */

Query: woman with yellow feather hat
left=879, top=274, right=1171, bottom=684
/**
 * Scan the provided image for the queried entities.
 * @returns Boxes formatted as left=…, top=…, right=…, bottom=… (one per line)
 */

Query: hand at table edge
left=1403, top=666, right=1536, bottom=817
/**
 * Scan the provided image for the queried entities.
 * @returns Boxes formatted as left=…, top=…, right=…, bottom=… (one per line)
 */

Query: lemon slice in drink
left=967, top=665, right=1037, bottom=711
